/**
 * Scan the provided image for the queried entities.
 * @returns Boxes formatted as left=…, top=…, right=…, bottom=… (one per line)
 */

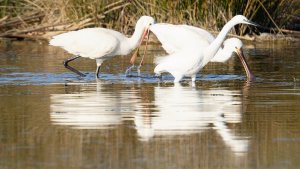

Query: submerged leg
left=63, top=56, right=85, bottom=77
left=155, top=73, right=162, bottom=78
left=155, top=73, right=163, bottom=82
left=125, top=65, right=135, bottom=77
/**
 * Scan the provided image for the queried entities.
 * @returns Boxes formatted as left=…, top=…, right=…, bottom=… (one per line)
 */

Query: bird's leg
left=96, top=65, right=101, bottom=78
left=95, top=59, right=104, bottom=78
left=63, top=56, right=86, bottom=77
left=126, top=48, right=140, bottom=76
left=191, top=75, right=196, bottom=82
left=137, top=67, right=141, bottom=77
left=126, top=49, right=140, bottom=77
left=130, top=48, right=139, bottom=65
left=125, top=65, right=135, bottom=77
left=155, top=73, right=162, bottom=79
left=155, top=73, right=162, bottom=83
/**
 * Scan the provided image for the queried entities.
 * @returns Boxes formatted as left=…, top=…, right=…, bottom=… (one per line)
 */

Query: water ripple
left=49, top=83, right=249, bottom=154
left=0, top=71, right=246, bottom=85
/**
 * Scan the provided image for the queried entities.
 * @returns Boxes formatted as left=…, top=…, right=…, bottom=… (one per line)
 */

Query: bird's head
left=130, top=16, right=155, bottom=65
left=135, top=16, right=155, bottom=38
left=138, top=16, right=155, bottom=29
left=231, top=15, right=259, bottom=27
left=223, top=37, right=255, bottom=82
left=224, top=38, right=243, bottom=52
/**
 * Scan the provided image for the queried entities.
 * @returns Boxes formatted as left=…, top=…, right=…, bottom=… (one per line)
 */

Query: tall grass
left=0, top=0, right=299, bottom=36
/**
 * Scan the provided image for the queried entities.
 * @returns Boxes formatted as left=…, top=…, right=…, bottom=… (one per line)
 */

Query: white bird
left=150, top=15, right=256, bottom=82
left=49, top=16, right=155, bottom=78
left=211, top=37, right=255, bottom=80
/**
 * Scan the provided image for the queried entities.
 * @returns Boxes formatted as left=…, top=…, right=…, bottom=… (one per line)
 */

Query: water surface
left=0, top=40, right=299, bottom=169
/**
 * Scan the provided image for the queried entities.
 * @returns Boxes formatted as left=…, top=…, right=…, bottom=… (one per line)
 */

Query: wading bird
left=150, top=15, right=257, bottom=83
left=211, top=38, right=255, bottom=81
left=49, top=16, right=155, bottom=78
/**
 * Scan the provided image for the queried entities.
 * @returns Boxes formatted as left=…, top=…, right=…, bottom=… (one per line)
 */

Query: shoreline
left=1, top=0, right=299, bottom=42
left=1, top=30, right=299, bottom=43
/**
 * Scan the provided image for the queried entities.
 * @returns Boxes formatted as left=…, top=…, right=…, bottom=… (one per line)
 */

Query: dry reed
left=0, top=0, right=299, bottom=39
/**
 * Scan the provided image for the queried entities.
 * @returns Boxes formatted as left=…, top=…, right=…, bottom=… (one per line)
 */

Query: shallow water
left=0, top=40, right=299, bottom=169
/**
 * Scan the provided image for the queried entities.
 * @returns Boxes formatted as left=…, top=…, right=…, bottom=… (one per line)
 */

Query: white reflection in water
left=50, top=83, right=139, bottom=129
left=50, top=93, right=122, bottom=129
left=135, top=84, right=249, bottom=154
left=50, top=82, right=249, bottom=154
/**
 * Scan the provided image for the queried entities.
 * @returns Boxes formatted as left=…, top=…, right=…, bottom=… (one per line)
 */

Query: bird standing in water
left=49, top=16, right=155, bottom=78
left=150, top=15, right=257, bottom=82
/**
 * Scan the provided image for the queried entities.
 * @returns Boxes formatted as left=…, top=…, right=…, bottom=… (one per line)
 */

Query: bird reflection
left=50, top=82, right=125, bottom=129
left=50, top=81, right=250, bottom=154
left=134, top=84, right=249, bottom=154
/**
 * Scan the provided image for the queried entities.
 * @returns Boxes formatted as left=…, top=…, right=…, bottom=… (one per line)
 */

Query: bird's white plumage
left=150, top=23, right=210, bottom=54
left=211, top=38, right=243, bottom=62
left=151, top=18, right=248, bottom=63
left=155, top=49, right=204, bottom=81
left=49, top=16, right=155, bottom=77
left=150, top=23, right=236, bottom=63
left=50, top=28, right=121, bottom=59
left=151, top=15, right=254, bottom=82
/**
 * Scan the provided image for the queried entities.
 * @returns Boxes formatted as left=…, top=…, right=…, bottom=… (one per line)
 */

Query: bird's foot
left=125, top=65, right=136, bottom=77
left=155, top=73, right=162, bottom=78
left=137, top=65, right=142, bottom=77
left=155, top=74, right=162, bottom=82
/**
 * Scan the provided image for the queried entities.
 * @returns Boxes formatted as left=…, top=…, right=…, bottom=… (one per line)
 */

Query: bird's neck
left=215, top=46, right=235, bottom=62
left=128, top=24, right=145, bottom=50
left=203, top=20, right=236, bottom=64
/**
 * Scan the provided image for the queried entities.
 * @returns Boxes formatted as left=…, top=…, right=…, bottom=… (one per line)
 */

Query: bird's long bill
left=236, top=47, right=256, bottom=82
left=139, top=28, right=150, bottom=46
left=130, top=28, right=150, bottom=65
left=130, top=48, right=139, bottom=64
left=140, top=29, right=151, bottom=66
left=246, top=19, right=260, bottom=27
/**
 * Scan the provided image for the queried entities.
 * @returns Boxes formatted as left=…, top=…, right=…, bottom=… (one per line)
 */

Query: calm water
left=0, top=40, right=299, bottom=169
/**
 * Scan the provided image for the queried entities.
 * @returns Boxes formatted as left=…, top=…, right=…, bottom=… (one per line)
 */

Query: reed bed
left=0, top=0, right=299, bottom=40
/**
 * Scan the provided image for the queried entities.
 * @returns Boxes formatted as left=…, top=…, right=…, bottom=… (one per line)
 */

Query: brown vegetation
left=0, top=0, right=299, bottom=40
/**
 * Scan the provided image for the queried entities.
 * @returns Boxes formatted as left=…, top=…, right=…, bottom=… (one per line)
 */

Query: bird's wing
left=150, top=24, right=212, bottom=54
left=179, top=25, right=215, bottom=43
left=150, top=23, right=180, bottom=54
left=180, top=25, right=231, bottom=63
left=151, top=24, right=230, bottom=64
left=50, top=28, right=119, bottom=59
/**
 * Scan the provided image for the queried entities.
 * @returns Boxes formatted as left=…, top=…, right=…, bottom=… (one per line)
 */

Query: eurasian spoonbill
left=150, top=15, right=257, bottom=82
left=49, top=16, right=155, bottom=78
